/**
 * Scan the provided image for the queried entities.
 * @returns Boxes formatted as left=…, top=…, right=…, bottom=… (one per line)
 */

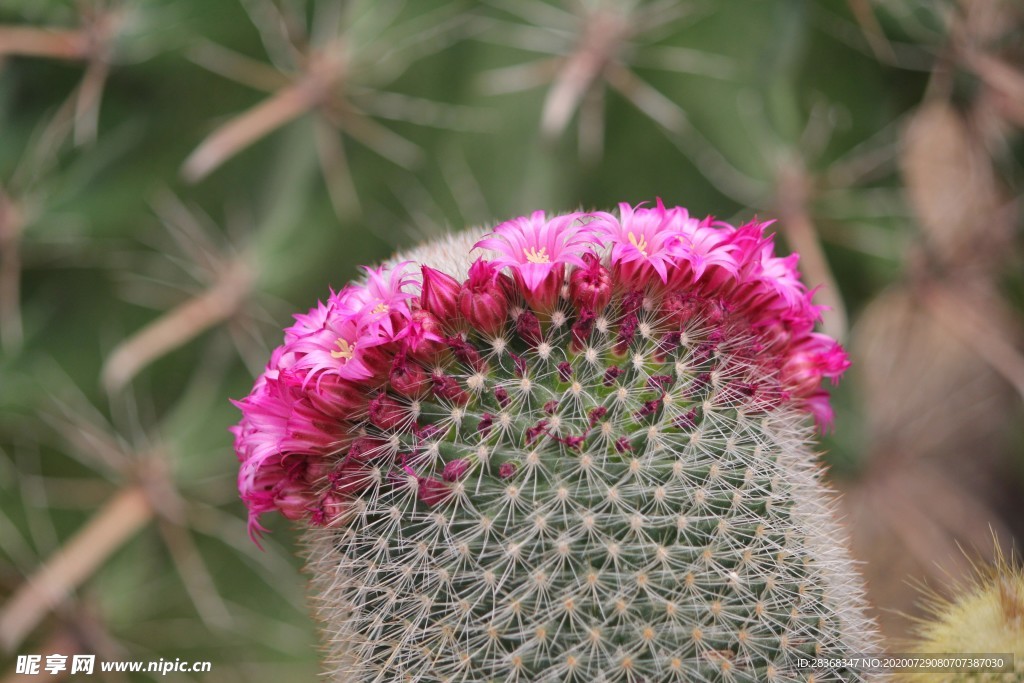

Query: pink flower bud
left=389, top=352, right=429, bottom=399
left=494, top=386, right=509, bottom=408
left=359, top=343, right=397, bottom=382
left=499, top=462, right=517, bottom=479
left=295, top=373, right=369, bottom=416
left=569, top=253, right=612, bottom=313
left=328, top=460, right=374, bottom=495
left=477, top=413, right=494, bottom=435
left=557, top=361, right=573, bottom=382
left=403, top=309, right=446, bottom=362
left=442, top=458, right=470, bottom=482
left=570, top=308, right=595, bottom=352
left=662, top=292, right=699, bottom=327
left=274, top=480, right=313, bottom=521
left=420, top=265, right=461, bottom=323
left=309, top=492, right=348, bottom=527
left=458, top=259, right=509, bottom=336
left=431, top=373, right=470, bottom=405
left=346, top=435, right=388, bottom=461
left=447, top=335, right=488, bottom=372
left=417, top=476, right=452, bottom=506
left=368, top=393, right=406, bottom=430
left=516, top=310, right=542, bottom=347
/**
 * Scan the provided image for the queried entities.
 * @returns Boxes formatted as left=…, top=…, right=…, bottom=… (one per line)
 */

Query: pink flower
left=666, top=215, right=739, bottom=283
left=355, top=262, right=416, bottom=338
left=599, top=200, right=684, bottom=284
left=474, top=211, right=602, bottom=310
left=782, top=336, right=850, bottom=396
left=285, top=299, right=333, bottom=344
left=752, top=249, right=806, bottom=310
left=231, top=201, right=855, bottom=542
left=803, top=391, right=836, bottom=432
left=287, top=301, right=390, bottom=384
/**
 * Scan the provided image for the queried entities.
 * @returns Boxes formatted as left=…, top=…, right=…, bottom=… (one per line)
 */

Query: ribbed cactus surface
left=232, top=206, right=881, bottom=681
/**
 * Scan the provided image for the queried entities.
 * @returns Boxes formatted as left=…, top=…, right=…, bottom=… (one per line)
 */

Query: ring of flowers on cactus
left=231, top=200, right=848, bottom=539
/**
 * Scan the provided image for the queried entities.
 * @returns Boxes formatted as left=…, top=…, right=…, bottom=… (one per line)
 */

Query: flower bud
left=309, top=492, right=348, bottom=527
left=516, top=310, right=542, bottom=347
left=274, top=480, right=313, bottom=521
left=570, top=307, right=595, bottom=352
left=432, top=373, right=470, bottom=405
left=417, top=476, right=452, bottom=506
left=447, top=335, right=487, bottom=372
left=359, top=343, right=397, bottom=382
left=328, top=459, right=374, bottom=495
left=346, top=435, right=387, bottom=461
left=420, top=265, right=461, bottom=323
left=442, top=458, right=470, bottom=482
left=368, top=393, right=406, bottom=430
left=569, top=253, right=612, bottom=313
left=458, top=259, right=509, bottom=336
left=662, top=292, right=699, bottom=327
left=403, top=309, right=446, bottom=362
left=389, top=352, right=429, bottom=399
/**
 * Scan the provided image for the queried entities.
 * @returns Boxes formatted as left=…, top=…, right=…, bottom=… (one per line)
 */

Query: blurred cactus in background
left=898, top=545, right=1023, bottom=683
left=0, top=0, right=1022, bottom=680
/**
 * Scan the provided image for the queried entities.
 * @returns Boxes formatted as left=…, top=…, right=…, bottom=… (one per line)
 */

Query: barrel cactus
left=231, top=202, right=882, bottom=681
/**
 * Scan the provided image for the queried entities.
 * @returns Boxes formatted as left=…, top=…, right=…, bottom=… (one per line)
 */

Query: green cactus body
left=302, top=231, right=881, bottom=682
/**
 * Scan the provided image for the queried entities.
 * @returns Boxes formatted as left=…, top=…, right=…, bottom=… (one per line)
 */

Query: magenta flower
left=288, top=312, right=384, bottom=384
left=752, top=248, right=806, bottom=310
left=782, top=335, right=851, bottom=396
left=355, top=261, right=416, bottom=338
left=474, top=211, right=602, bottom=310
left=599, top=200, right=687, bottom=284
left=666, top=215, right=740, bottom=282
left=285, top=299, right=334, bottom=344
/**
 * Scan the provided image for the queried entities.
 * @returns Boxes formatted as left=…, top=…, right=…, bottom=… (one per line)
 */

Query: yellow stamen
left=627, top=231, right=648, bottom=257
left=523, top=246, right=550, bottom=264
left=331, top=338, right=356, bottom=362
left=372, top=302, right=389, bottom=314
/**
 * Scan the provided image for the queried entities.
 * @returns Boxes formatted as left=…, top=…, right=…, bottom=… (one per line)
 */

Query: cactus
left=898, top=547, right=1023, bottom=683
left=232, top=203, right=881, bottom=681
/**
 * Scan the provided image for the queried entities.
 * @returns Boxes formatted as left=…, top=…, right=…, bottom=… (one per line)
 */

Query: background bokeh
left=1, top=0, right=1022, bottom=680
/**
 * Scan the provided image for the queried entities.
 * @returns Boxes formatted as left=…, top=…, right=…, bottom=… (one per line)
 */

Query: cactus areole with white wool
left=231, top=202, right=881, bottom=681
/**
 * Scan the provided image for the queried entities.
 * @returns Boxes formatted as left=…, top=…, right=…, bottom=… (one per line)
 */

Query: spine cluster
left=231, top=203, right=877, bottom=681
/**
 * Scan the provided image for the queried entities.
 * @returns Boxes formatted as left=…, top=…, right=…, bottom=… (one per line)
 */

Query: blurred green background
left=1, top=0, right=1021, bottom=680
